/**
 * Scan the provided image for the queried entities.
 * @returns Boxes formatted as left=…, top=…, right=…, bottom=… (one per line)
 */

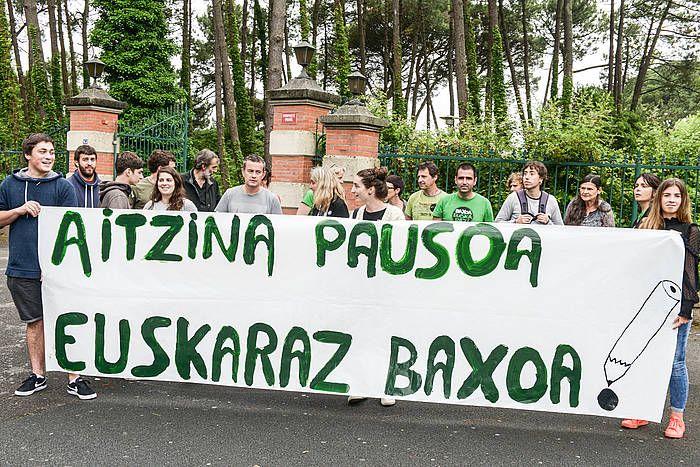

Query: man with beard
left=432, top=163, right=493, bottom=222
left=67, top=145, right=100, bottom=208
left=182, top=149, right=221, bottom=212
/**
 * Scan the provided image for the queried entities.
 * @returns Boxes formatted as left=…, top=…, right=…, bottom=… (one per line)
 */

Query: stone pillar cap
left=64, top=87, right=127, bottom=111
left=319, top=102, right=389, bottom=131
left=268, top=77, right=341, bottom=106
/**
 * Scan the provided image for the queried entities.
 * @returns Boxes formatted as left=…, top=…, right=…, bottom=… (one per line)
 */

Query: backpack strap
left=538, top=191, right=549, bottom=214
left=516, top=190, right=528, bottom=215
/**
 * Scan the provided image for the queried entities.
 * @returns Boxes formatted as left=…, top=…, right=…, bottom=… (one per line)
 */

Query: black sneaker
left=67, top=377, right=97, bottom=400
left=14, top=373, right=47, bottom=396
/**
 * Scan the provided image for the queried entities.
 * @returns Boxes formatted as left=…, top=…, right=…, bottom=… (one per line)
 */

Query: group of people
left=0, top=133, right=697, bottom=439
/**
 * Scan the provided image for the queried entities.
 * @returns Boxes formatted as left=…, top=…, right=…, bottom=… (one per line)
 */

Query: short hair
left=115, top=151, right=144, bottom=175
left=523, top=160, right=548, bottom=183
left=417, top=161, right=439, bottom=178
left=456, top=162, right=477, bottom=178
left=74, top=144, right=97, bottom=161
left=148, top=149, right=176, bottom=173
left=22, top=133, right=53, bottom=156
left=243, top=154, right=266, bottom=170
left=194, top=149, right=219, bottom=170
left=386, top=174, right=404, bottom=193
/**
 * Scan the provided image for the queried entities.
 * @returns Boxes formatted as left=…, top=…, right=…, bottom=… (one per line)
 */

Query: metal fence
left=0, top=123, right=70, bottom=181
left=380, top=146, right=700, bottom=227
left=115, top=104, right=189, bottom=175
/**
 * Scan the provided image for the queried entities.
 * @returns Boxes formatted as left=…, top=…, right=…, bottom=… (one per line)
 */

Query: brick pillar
left=268, top=78, right=341, bottom=214
left=319, top=102, right=388, bottom=211
left=64, top=88, right=127, bottom=180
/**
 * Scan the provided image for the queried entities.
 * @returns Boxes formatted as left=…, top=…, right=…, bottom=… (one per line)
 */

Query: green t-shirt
left=301, top=189, right=314, bottom=208
left=405, top=190, right=446, bottom=220
left=432, top=192, right=494, bottom=222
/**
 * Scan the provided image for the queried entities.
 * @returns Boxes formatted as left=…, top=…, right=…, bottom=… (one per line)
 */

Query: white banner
left=39, top=207, right=684, bottom=421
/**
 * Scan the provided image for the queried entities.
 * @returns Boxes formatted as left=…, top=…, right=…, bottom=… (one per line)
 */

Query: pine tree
left=491, top=27, right=509, bottom=136
left=0, top=0, right=25, bottom=145
left=333, top=0, right=351, bottom=99
left=299, top=0, right=310, bottom=41
left=91, top=0, right=186, bottom=121
left=225, top=0, right=256, bottom=158
left=253, top=0, right=268, bottom=89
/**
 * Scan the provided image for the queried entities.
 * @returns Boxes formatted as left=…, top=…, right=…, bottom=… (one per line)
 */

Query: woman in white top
left=144, top=166, right=197, bottom=212
left=350, top=167, right=405, bottom=222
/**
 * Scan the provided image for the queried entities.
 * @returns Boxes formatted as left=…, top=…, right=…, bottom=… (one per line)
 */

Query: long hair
left=641, top=178, right=692, bottom=230
left=150, top=166, right=186, bottom=211
left=564, top=174, right=608, bottom=225
left=311, top=167, right=345, bottom=212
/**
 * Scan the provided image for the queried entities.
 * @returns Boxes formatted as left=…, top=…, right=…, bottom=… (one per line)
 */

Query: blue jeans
left=669, top=321, right=691, bottom=413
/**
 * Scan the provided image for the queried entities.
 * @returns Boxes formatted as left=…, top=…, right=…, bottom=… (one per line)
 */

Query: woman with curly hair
left=563, top=174, right=614, bottom=227
left=144, top=166, right=197, bottom=211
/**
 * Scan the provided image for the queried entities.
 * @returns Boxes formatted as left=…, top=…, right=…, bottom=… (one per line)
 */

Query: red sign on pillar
left=281, top=112, right=297, bottom=124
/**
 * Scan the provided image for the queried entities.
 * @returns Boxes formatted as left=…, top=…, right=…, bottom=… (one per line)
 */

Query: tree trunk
left=213, top=22, right=229, bottom=189
left=63, top=0, right=78, bottom=95
left=24, top=0, right=45, bottom=66
left=613, top=0, right=625, bottom=111
left=404, top=30, right=417, bottom=104
left=250, top=5, right=257, bottom=97
left=549, top=0, right=562, bottom=101
left=451, top=0, right=468, bottom=120
left=447, top=12, right=455, bottom=117
left=265, top=0, right=285, bottom=163
left=6, top=0, right=27, bottom=109
left=607, top=0, right=615, bottom=93
left=357, top=0, right=366, bottom=75
left=630, top=0, right=671, bottom=111
left=465, top=1, right=480, bottom=123
left=181, top=0, right=192, bottom=106
left=240, top=0, right=248, bottom=77
left=382, top=0, right=390, bottom=92
left=485, top=0, right=498, bottom=125
left=56, top=0, right=70, bottom=96
left=391, top=0, right=404, bottom=117
left=284, top=17, right=292, bottom=83
left=82, top=0, right=89, bottom=88
left=561, top=0, right=573, bottom=114
left=212, top=0, right=241, bottom=152
left=520, top=0, right=532, bottom=123
left=499, top=0, right=525, bottom=128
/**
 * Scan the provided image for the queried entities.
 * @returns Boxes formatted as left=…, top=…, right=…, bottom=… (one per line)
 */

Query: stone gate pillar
left=268, top=77, right=340, bottom=214
left=64, top=88, right=127, bottom=180
left=319, top=102, right=388, bottom=211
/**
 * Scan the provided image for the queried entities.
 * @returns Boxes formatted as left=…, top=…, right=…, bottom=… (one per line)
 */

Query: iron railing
left=380, top=146, right=700, bottom=227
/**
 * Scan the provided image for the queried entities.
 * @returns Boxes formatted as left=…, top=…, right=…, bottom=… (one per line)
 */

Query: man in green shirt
left=432, top=163, right=493, bottom=222
left=405, top=161, right=446, bottom=220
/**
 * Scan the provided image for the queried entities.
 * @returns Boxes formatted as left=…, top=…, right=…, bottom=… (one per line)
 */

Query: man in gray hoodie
left=99, top=151, right=144, bottom=209
left=67, top=144, right=101, bottom=208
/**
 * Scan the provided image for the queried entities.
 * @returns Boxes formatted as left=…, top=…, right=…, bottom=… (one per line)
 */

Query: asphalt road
left=0, top=238, right=698, bottom=466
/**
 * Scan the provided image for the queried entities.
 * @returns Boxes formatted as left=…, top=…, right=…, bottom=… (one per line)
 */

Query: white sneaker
left=380, top=398, right=396, bottom=407
left=347, top=396, right=367, bottom=405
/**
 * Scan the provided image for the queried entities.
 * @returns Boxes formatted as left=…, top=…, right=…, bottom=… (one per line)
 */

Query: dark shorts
left=7, top=277, right=43, bottom=323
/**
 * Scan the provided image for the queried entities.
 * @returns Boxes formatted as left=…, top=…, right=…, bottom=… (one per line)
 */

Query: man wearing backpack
left=495, top=160, right=563, bottom=225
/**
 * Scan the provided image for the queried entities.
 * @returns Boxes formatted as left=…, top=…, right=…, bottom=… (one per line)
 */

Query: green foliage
left=225, top=0, right=256, bottom=158
left=465, top=16, right=481, bottom=123
left=91, top=0, right=186, bottom=121
left=50, top=55, right=63, bottom=120
left=491, top=27, right=509, bottom=137
left=28, top=27, right=58, bottom=127
left=664, top=113, right=700, bottom=159
left=253, top=0, right=268, bottom=89
left=561, top=75, right=573, bottom=118
left=299, top=0, right=310, bottom=41
left=333, top=1, right=351, bottom=99
left=0, top=0, right=24, bottom=146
